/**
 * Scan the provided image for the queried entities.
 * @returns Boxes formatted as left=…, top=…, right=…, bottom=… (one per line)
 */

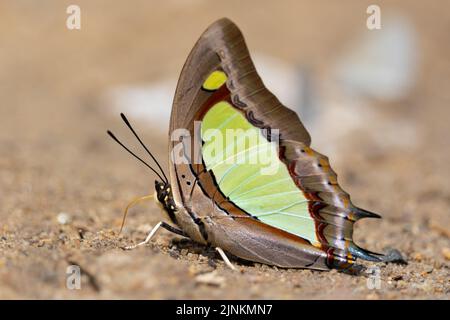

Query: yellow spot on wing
left=203, top=70, right=227, bottom=91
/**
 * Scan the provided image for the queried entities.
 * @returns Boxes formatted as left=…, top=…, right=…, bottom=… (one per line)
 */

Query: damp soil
left=0, top=1, right=449, bottom=299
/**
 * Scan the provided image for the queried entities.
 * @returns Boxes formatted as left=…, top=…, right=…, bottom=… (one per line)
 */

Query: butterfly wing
left=168, top=18, right=382, bottom=270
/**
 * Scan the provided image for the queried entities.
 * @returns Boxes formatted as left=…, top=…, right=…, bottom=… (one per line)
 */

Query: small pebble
left=57, top=212, right=71, bottom=225
left=442, top=248, right=450, bottom=260
left=411, top=252, right=424, bottom=262
left=169, top=249, right=179, bottom=259
left=195, top=271, right=225, bottom=287
left=424, top=265, right=434, bottom=274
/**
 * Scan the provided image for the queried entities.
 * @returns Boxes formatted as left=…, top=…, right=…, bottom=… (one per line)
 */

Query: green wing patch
left=201, top=101, right=319, bottom=245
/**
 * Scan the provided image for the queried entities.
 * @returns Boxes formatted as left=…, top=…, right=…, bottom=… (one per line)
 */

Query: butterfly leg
left=122, top=221, right=187, bottom=250
left=215, top=247, right=237, bottom=271
left=160, top=222, right=188, bottom=237
left=122, top=221, right=162, bottom=250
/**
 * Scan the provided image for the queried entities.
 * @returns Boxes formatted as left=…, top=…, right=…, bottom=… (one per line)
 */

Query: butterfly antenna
left=107, top=130, right=166, bottom=182
left=120, top=113, right=168, bottom=183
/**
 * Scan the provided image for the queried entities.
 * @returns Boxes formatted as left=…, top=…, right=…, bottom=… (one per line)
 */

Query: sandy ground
left=0, top=1, right=449, bottom=299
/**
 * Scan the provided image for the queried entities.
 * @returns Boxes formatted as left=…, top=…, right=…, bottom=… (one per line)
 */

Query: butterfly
left=108, top=18, right=401, bottom=272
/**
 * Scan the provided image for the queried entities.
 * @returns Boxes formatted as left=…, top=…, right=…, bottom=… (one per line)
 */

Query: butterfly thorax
left=154, top=181, right=177, bottom=224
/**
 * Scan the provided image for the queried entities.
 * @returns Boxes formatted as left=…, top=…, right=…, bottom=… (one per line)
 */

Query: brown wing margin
left=169, top=18, right=386, bottom=269
left=170, top=18, right=311, bottom=145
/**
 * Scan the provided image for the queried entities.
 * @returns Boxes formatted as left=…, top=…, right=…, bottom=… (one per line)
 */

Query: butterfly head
left=155, top=180, right=171, bottom=201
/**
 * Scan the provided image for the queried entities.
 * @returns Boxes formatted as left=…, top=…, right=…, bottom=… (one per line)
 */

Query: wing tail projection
left=353, top=207, right=382, bottom=220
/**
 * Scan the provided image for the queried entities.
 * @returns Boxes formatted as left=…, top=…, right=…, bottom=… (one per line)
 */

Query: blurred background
left=0, top=0, right=449, bottom=299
